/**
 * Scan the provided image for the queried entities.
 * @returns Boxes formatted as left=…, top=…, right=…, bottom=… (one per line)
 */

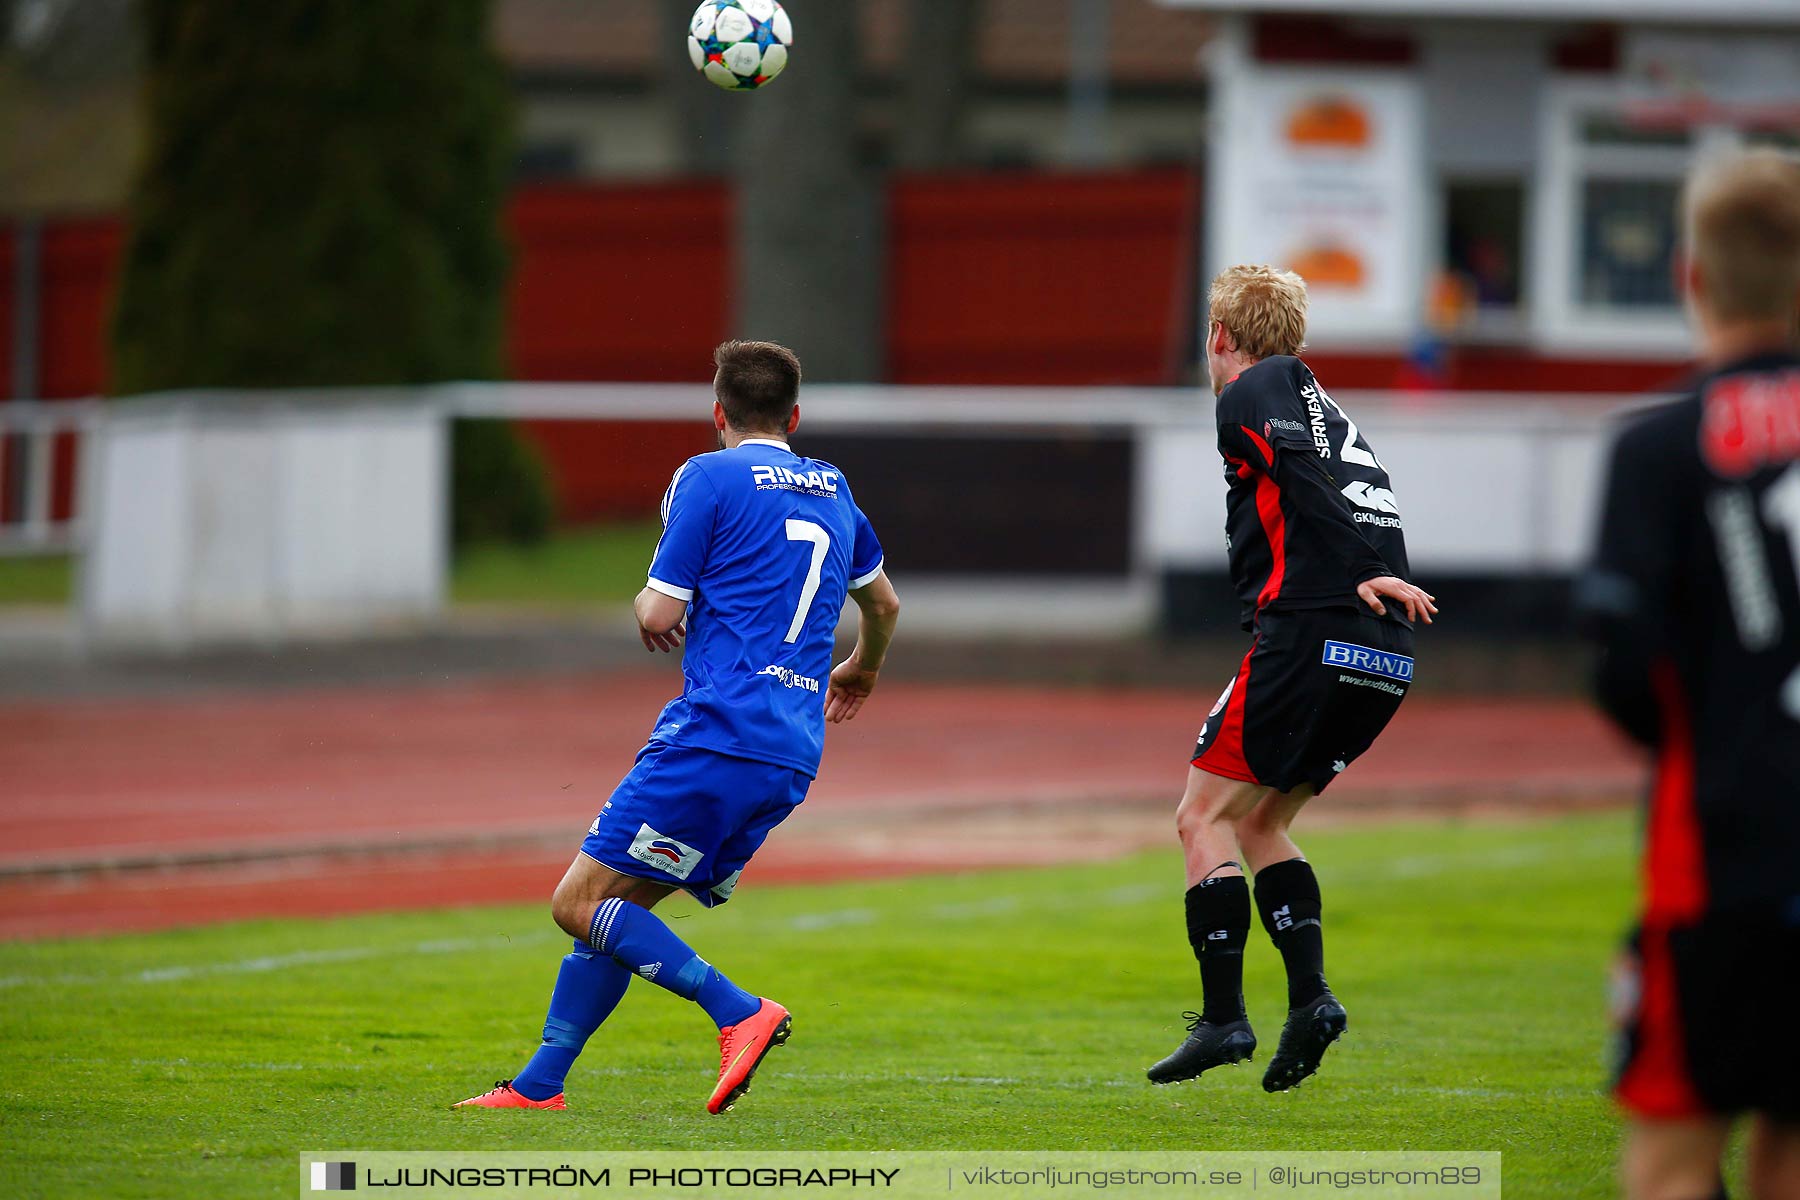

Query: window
left=1578, top=179, right=1680, bottom=309
left=1744, top=128, right=1800, bottom=154
left=1529, top=87, right=1697, bottom=351
left=516, top=139, right=582, bottom=181
left=1569, top=117, right=1690, bottom=315
left=1444, top=179, right=1525, bottom=312
left=1579, top=115, right=1690, bottom=150
left=1533, top=54, right=1800, bottom=353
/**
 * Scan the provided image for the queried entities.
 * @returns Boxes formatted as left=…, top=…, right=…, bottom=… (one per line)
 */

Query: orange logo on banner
left=1288, top=245, right=1365, bottom=289
left=1285, top=97, right=1371, bottom=149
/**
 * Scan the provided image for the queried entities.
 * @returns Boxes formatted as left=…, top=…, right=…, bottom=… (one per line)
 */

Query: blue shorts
left=580, top=743, right=811, bottom=907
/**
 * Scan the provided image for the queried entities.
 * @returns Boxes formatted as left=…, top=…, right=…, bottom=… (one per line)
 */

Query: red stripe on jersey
left=1240, top=424, right=1276, bottom=471
left=1235, top=425, right=1288, bottom=609
left=1614, top=925, right=1706, bottom=1118
left=1193, top=636, right=1260, bottom=783
left=1252, top=474, right=1287, bottom=610
left=1643, top=661, right=1706, bottom=924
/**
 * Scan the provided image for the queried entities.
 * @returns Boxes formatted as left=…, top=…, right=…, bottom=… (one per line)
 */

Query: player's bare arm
left=826, top=570, right=899, bottom=724
left=1356, top=576, right=1437, bottom=624
left=634, top=586, right=688, bottom=653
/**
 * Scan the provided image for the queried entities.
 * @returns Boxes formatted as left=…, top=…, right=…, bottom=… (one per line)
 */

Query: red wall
left=504, top=183, right=730, bottom=518
left=0, top=221, right=109, bottom=522
left=888, top=169, right=1197, bottom=385
left=506, top=182, right=729, bottom=383
left=0, top=217, right=123, bottom=402
left=0, top=171, right=1206, bottom=403
left=3, top=172, right=1691, bottom=523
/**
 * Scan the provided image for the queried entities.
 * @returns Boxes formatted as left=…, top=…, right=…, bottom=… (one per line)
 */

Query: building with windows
left=1162, top=0, right=1800, bottom=383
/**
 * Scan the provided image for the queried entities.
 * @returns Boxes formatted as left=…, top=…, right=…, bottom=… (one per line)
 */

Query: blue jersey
left=644, top=438, right=884, bottom=776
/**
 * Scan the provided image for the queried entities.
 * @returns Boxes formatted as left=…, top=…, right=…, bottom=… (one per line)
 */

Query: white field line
left=774, top=1070, right=1136, bottom=1091
left=0, top=931, right=563, bottom=991
left=786, top=908, right=880, bottom=931
left=1, top=834, right=1626, bottom=992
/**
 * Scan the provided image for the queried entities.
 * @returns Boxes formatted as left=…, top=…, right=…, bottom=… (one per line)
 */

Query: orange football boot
left=707, top=998, right=792, bottom=1114
left=451, top=1080, right=567, bottom=1110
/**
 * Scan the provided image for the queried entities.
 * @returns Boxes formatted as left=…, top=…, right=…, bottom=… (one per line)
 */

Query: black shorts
left=1190, top=606, right=1413, bottom=795
left=1613, top=911, right=1800, bottom=1121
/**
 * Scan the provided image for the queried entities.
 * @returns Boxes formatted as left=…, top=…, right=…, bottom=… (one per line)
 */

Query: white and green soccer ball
left=689, top=0, right=793, bottom=92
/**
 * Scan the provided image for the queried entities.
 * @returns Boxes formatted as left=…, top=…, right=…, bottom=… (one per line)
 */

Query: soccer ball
left=689, top=0, right=792, bottom=92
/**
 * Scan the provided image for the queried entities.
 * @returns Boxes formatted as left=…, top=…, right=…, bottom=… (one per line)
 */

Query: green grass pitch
left=2, top=812, right=1641, bottom=1198
left=0, top=524, right=659, bottom=612
left=450, top=522, right=662, bottom=609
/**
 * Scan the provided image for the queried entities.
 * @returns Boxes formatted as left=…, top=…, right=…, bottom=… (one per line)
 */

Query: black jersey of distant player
left=1214, top=356, right=1411, bottom=630
left=1580, top=351, right=1800, bottom=920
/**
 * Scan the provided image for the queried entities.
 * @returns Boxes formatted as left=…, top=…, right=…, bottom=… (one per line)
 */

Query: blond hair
left=1685, top=150, right=1800, bottom=324
left=1208, top=265, right=1308, bottom=360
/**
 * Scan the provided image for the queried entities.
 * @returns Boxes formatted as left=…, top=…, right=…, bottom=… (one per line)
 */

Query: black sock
left=1185, top=871, right=1250, bottom=1024
left=1254, top=857, right=1327, bottom=1009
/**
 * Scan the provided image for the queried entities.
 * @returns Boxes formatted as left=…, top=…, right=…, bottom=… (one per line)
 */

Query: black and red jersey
left=1579, top=350, right=1800, bottom=921
left=1214, top=355, right=1411, bottom=630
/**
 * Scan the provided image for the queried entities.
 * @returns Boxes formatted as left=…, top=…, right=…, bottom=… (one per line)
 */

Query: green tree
left=112, top=0, right=549, bottom=546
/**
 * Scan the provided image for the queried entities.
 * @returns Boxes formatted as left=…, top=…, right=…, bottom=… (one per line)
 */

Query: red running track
left=0, top=674, right=1644, bottom=938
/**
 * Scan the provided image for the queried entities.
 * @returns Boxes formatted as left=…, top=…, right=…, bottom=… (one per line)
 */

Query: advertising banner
left=1213, top=69, right=1425, bottom=344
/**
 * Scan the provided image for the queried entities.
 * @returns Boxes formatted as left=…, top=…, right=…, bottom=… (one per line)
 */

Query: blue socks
left=589, top=897, right=760, bottom=1029
left=511, top=943, right=630, bottom=1101
left=510, top=898, right=761, bottom=1101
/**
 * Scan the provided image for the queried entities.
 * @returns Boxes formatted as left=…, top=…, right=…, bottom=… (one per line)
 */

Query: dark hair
left=713, top=340, right=802, bottom=432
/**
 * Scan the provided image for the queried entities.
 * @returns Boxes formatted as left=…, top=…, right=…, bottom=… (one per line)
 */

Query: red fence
left=0, top=217, right=126, bottom=402
left=2, top=170, right=1205, bottom=519
left=2, top=170, right=1200, bottom=401
left=0, top=169, right=1688, bottom=521
left=888, top=170, right=1197, bottom=386
left=500, top=170, right=1201, bottom=516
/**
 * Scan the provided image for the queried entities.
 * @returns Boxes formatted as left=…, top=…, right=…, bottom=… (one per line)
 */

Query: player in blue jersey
left=455, top=340, right=900, bottom=1115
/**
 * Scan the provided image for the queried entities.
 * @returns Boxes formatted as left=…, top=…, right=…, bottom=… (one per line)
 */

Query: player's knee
left=1234, top=805, right=1281, bottom=843
left=1174, top=797, right=1228, bottom=843
left=1172, top=799, right=1199, bottom=841
left=1233, top=807, right=1265, bottom=839
left=1621, top=1141, right=1721, bottom=1200
left=1750, top=1119, right=1800, bottom=1198
left=549, top=885, right=586, bottom=940
left=549, top=898, right=577, bottom=940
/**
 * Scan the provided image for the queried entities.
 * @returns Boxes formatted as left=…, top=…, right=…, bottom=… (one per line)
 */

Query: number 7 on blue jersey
left=783, top=519, right=830, bottom=644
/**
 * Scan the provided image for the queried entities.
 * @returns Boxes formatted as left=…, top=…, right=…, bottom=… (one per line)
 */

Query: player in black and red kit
left=1148, top=265, right=1435, bottom=1092
left=1579, top=153, right=1800, bottom=1200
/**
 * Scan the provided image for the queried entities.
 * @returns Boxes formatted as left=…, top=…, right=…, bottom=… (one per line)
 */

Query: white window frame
left=1529, top=80, right=1744, bottom=357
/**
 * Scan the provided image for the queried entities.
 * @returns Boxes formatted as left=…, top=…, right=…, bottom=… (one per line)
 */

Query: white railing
left=0, top=401, right=101, bottom=556
left=442, top=381, right=1652, bottom=576
left=13, top=384, right=1653, bottom=645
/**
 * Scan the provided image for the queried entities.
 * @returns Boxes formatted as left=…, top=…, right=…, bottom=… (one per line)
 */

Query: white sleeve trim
left=645, top=577, right=694, bottom=603
left=847, top=559, right=885, bottom=591
left=659, top=461, right=693, bottom=527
